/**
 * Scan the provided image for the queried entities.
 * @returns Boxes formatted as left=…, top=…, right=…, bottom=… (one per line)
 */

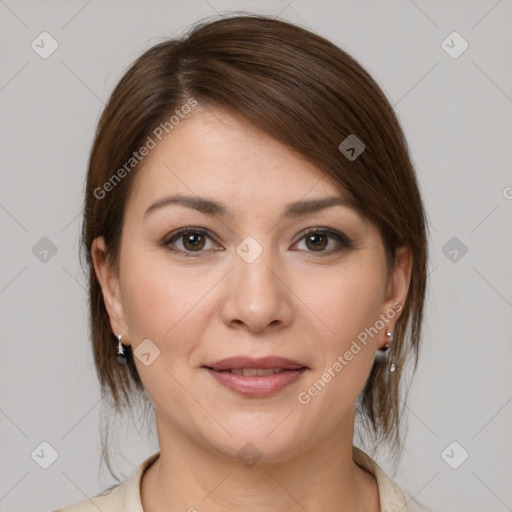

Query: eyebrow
left=143, top=194, right=356, bottom=220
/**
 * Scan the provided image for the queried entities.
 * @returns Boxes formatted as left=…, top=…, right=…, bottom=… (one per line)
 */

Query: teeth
left=229, top=368, right=285, bottom=376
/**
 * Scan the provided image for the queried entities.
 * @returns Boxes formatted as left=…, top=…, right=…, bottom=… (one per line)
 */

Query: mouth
left=203, top=355, right=308, bottom=372
left=203, top=367, right=306, bottom=376
left=201, top=358, right=309, bottom=397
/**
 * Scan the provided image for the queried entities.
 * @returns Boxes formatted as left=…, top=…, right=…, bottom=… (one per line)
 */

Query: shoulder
left=53, top=452, right=160, bottom=512
left=352, top=447, right=438, bottom=512
left=353, top=446, right=442, bottom=512
left=352, top=446, right=408, bottom=511
left=53, top=482, right=125, bottom=512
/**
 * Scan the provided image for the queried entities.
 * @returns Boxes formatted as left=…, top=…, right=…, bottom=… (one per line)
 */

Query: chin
left=198, top=419, right=308, bottom=466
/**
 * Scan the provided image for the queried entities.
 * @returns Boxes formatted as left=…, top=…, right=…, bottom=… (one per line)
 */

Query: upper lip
left=203, top=356, right=308, bottom=371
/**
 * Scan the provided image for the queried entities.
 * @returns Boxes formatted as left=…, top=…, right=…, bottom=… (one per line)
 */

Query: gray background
left=1, top=1, right=511, bottom=511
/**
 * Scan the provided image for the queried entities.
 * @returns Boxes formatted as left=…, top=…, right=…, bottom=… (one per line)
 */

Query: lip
left=202, top=356, right=309, bottom=398
left=204, top=367, right=308, bottom=398
left=203, top=356, right=308, bottom=371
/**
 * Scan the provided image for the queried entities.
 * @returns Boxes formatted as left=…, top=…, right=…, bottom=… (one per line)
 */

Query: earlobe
left=91, top=236, right=130, bottom=342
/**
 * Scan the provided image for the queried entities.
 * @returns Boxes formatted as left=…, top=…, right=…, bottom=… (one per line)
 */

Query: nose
left=221, top=243, right=294, bottom=333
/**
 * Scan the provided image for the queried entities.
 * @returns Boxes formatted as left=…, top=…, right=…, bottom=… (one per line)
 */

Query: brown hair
left=80, top=13, right=429, bottom=477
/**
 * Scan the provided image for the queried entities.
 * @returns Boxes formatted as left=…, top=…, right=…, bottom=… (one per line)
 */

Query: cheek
left=122, top=269, right=175, bottom=339
left=119, top=256, right=214, bottom=398
left=120, top=251, right=218, bottom=345
left=297, top=263, right=386, bottom=404
left=303, top=263, right=386, bottom=348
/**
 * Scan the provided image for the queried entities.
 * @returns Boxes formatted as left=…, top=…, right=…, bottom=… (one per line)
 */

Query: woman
left=57, top=13, right=429, bottom=512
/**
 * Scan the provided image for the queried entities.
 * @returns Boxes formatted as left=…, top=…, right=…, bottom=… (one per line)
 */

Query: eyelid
left=163, top=226, right=353, bottom=256
left=163, top=227, right=221, bottom=255
left=294, top=227, right=353, bottom=248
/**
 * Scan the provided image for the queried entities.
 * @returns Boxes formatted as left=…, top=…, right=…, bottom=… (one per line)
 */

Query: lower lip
left=204, top=367, right=307, bottom=397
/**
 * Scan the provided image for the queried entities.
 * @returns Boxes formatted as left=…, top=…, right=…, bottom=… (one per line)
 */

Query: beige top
left=55, top=446, right=420, bottom=512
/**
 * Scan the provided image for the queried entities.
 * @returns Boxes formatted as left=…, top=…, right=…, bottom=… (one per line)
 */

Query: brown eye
left=294, top=228, right=353, bottom=255
left=182, top=232, right=206, bottom=251
left=305, top=233, right=328, bottom=251
left=164, top=228, right=218, bottom=255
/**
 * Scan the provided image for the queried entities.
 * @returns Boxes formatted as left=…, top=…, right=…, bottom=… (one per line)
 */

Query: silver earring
left=387, top=329, right=397, bottom=372
left=116, top=334, right=127, bottom=365
left=379, top=329, right=396, bottom=372
left=382, top=329, right=394, bottom=351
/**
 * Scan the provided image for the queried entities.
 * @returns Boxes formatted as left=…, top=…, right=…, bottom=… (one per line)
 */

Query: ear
left=91, top=236, right=131, bottom=345
left=379, top=246, right=412, bottom=347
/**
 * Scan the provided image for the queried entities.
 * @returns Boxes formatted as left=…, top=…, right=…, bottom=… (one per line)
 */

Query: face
left=93, top=105, right=411, bottom=463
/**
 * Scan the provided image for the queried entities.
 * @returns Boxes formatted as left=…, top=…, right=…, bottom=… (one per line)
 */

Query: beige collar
left=352, top=446, right=408, bottom=511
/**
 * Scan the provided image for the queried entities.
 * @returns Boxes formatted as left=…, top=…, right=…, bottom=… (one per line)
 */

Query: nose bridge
left=222, top=235, right=293, bottom=331
left=234, top=235, right=280, bottom=305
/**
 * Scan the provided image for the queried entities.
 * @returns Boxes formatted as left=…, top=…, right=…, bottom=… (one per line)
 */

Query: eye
left=293, top=228, right=353, bottom=255
left=163, top=228, right=220, bottom=256
left=163, top=227, right=353, bottom=258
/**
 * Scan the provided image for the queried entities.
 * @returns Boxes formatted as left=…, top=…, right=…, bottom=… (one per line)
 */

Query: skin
left=92, top=105, right=412, bottom=512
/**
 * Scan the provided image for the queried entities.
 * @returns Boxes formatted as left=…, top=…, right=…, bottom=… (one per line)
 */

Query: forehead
left=126, top=106, right=351, bottom=217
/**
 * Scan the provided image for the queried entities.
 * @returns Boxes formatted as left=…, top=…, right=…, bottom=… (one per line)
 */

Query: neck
left=141, top=409, right=380, bottom=512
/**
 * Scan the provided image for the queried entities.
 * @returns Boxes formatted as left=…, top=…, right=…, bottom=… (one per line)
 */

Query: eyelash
left=162, top=227, right=353, bottom=258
